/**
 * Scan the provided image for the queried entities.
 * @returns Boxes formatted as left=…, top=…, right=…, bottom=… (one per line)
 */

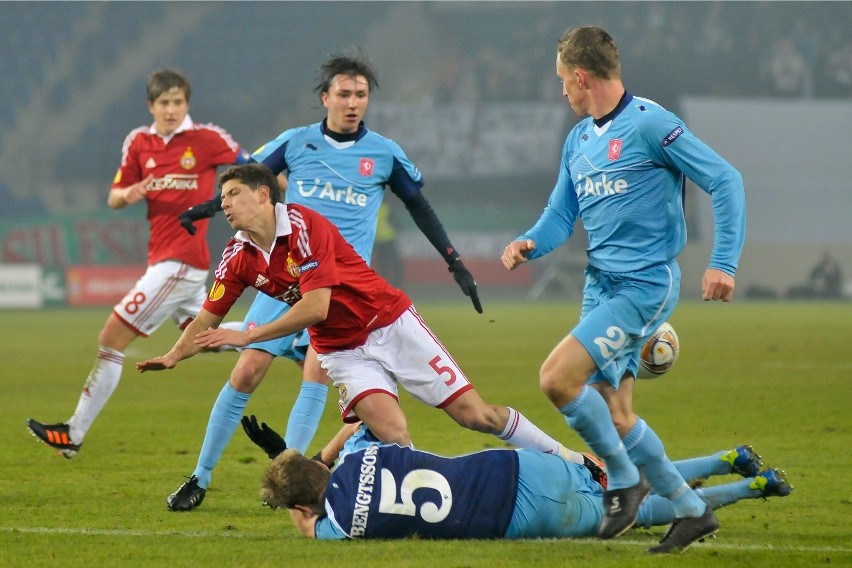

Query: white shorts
left=113, top=261, right=208, bottom=337
left=317, top=305, right=474, bottom=422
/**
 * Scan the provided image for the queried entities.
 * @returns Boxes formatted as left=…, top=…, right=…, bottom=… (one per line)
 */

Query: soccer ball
left=638, top=322, right=679, bottom=379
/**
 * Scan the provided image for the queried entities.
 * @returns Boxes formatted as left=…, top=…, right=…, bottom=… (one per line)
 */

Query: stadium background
left=1, top=4, right=850, bottom=564
left=0, top=1, right=850, bottom=308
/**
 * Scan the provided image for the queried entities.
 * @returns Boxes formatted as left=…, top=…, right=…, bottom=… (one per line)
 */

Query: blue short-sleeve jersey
left=520, top=93, right=745, bottom=275
left=251, top=121, right=423, bottom=264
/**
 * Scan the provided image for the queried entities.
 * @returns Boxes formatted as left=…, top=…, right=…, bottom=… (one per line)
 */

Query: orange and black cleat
left=26, top=418, right=81, bottom=459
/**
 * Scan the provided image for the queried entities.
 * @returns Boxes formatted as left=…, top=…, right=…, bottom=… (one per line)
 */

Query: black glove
left=448, top=259, right=483, bottom=313
left=241, top=415, right=287, bottom=459
left=177, top=198, right=222, bottom=236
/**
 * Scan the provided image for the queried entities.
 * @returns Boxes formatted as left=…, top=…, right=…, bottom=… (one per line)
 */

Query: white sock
left=67, top=346, right=124, bottom=443
left=497, top=407, right=582, bottom=463
left=560, top=446, right=586, bottom=464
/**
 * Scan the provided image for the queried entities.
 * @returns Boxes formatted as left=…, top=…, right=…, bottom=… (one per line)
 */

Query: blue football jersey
left=520, top=93, right=745, bottom=275
left=251, top=121, right=423, bottom=264
left=318, top=444, right=519, bottom=539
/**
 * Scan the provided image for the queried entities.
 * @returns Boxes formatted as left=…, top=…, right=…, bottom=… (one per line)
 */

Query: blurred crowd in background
left=0, top=1, right=849, bottom=219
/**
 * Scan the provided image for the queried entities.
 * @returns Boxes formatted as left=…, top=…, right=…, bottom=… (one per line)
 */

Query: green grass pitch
left=2, top=300, right=850, bottom=567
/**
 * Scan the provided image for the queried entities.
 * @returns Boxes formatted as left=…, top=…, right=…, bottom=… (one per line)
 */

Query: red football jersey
left=112, top=115, right=243, bottom=269
left=204, top=203, right=412, bottom=353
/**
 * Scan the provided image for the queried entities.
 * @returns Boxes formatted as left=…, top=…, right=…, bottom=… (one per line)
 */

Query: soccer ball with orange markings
left=638, top=322, right=679, bottom=379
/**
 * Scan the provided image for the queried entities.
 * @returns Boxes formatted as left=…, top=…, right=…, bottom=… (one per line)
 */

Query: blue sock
left=623, top=417, right=706, bottom=518
left=635, top=480, right=758, bottom=529
left=559, top=385, right=639, bottom=490
left=284, top=382, right=328, bottom=454
left=193, top=382, right=250, bottom=489
left=694, top=480, right=757, bottom=511
left=673, top=451, right=732, bottom=483
left=635, top=494, right=677, bottom=529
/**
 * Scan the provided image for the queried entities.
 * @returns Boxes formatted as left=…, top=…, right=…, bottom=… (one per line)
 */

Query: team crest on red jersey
left=608, top=139, right=623, bottom=161
left=359, top=158, right=374, bottom=177
left=181, top=147, right=196, bottom=170
left=286, top=253, right=300, bottom=278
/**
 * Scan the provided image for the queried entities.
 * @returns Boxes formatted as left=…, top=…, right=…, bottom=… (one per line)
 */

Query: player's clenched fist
left=501, top=239, right=536, bottom=270
left=701, top=268, right=736, bottom=302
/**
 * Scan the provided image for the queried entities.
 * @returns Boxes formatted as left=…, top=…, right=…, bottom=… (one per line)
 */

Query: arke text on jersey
left=295, top=179, right=368, bottom=207
left=576, top=173, right=628, bottom=197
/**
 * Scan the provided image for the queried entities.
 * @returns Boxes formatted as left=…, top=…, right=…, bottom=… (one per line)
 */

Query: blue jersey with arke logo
left=319, top=444, right=519, bottom=539
left=520, top=93, right=745, bottom=275
left=251, top=121, right=423, bottom=264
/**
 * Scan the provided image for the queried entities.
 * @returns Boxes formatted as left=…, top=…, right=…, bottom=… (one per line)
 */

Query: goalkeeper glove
left=448, top=259, right=483, bottom=313
left=177, top=199, right=222, bottom=236
left=241, top=415, right=287, bottom=459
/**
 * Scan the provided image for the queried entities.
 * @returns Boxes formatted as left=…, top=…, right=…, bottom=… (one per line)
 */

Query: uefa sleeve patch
left=661, top=126, right=684, bottom=147
left=208, top=281, right=226, bottom=301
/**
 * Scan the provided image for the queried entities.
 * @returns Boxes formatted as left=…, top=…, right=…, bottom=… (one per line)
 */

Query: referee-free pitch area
left=2, top=301, right=849, bottom=567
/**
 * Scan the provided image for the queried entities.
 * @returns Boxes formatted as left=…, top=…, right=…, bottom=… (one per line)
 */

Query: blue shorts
left=505, top=451, right=604, bottom=539
left=572, top=260, right=680, bottom=388
left=241, top=292, right=309, bottom=362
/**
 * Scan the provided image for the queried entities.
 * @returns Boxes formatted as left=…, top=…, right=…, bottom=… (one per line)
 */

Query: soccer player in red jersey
left=27, top=69, right=249, bottom=458
left=137, top=164, right=580, bottom=503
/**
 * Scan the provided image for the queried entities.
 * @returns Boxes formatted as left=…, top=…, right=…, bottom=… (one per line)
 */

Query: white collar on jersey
left=233, top=203, right=293, bottom=256
left=324, top=133, right=356, bottom=150
left=148, top=114, right=193, bottom=143
left=593, top=120, right=613, bottom=137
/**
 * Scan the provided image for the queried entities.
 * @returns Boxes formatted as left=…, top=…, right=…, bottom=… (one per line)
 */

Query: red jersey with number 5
left=204, top=203, right=411, bottom=352
left=112, top=115, right=244, bottom=269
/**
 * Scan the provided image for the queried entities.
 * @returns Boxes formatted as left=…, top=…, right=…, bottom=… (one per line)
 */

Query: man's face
left=148, top=86, right=189, bottom=136
left=321, top=74, right=370, bottom=134
left=556, top=55, right=588, bottom=118
left=220, top=179, right=266, bottom=231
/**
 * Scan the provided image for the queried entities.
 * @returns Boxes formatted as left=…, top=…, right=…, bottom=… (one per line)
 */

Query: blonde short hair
left=261, top=449, right=329, bottom=515
left=556, top=26, right=621, bottom=80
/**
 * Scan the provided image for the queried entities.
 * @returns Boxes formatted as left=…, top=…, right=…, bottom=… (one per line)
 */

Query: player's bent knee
left=229, top=354, right=272, bottom=392
left=540, top=373, right=584, bottom=407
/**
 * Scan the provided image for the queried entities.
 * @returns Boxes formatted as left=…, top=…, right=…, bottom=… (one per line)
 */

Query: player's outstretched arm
left=136, top=308, right=223, bottom=372
left=242, top=413, right=359, bottom=466
left=399, top=192, right=483, bottom=313
left=314, top=422, right=362, bottom=466
left=196, top=288, right=331, bottom=349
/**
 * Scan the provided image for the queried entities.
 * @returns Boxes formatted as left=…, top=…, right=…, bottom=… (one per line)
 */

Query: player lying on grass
left=245, top=416, right=792, bottom=541
left=137, top=163, right=589, bottom=502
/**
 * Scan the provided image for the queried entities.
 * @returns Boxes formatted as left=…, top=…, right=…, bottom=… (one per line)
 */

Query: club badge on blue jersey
left=608, top=139, right=622, bottom=161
